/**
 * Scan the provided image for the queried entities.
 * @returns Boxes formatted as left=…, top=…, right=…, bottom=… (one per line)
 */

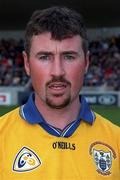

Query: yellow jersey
left=0, top=95, right=120, bottom=180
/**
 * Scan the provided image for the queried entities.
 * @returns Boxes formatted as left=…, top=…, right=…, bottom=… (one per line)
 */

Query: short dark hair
left=24, top=6, right=88, bottom=56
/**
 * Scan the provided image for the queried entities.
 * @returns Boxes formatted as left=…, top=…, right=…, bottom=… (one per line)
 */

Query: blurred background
left=0, top=0, right=120, bottom=125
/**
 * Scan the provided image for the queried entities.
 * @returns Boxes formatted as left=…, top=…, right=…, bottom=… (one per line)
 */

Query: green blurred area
left=91, top=105, right=120, bottom=126
left=0, top=105, right=120, bottom=126
left=0, top=106, right=17, bottom=116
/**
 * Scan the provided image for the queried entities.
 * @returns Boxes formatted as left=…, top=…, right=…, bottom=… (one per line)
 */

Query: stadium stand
left=0, top=36, right=120, bottom=91
left=0, top=38, right=28, bottom=86
left=85, top=35, right=120, bottom=91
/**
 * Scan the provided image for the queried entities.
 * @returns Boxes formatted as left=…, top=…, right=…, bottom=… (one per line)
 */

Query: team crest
left=93, top=149, right=112, bottom=174
left=13, top=147, right=42, bottom=172
left=89, top=141, right=116, bottom=176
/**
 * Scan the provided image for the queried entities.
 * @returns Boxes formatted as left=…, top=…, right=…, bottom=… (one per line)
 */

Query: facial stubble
left=45, top=76, right=71, bottom=109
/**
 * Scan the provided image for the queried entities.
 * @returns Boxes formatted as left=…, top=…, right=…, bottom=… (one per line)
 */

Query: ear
left=23, top=51, right=30, bottom=76
left=85, top=50, right=89, bottom=74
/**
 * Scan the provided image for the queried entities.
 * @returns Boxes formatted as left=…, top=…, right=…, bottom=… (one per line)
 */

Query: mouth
left=48, top=82, right=67, bottom=88
left=48, top=82, right=67, bottom=89
left=48, top=82, right=68, bottom=94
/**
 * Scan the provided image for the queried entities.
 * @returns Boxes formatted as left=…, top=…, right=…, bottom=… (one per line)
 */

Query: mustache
left=46, top=76, right=71, bottom=86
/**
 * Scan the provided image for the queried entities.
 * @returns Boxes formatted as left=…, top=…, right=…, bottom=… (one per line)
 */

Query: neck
left=35, top=96, right=80, bottom=130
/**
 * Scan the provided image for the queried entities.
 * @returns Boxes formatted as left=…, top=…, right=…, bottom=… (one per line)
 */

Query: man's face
left=24, top=32, right=89, bottom=109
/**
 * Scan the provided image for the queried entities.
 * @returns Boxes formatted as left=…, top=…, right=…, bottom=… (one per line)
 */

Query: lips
left=47, top=82, right=68, bottom=95
left=48, top=82, right=67, bottom=89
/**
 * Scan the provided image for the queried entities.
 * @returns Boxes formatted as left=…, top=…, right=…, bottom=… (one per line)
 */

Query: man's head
left=24, top=6, right=88, bottom=57
left=23, top=6, right=89, bottom=109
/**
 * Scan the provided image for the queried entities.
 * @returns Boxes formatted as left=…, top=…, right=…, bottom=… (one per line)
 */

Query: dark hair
left=24, top=6, right=88, bottom=56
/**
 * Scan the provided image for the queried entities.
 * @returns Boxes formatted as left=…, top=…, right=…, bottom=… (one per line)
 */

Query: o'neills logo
left=89, top=141, right=116, bottom=176
left=52, top=142, right=76, bottom=150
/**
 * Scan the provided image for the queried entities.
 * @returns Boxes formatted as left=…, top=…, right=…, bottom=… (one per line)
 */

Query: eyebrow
left=35, top=51, right=53, bottom=56
left=34, top=51, right=52, bottom=59
left=61, top=51, right=80, bottom=55
left=34, top=50, right=81, bottom=58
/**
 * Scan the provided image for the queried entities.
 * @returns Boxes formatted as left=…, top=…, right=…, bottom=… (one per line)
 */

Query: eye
left=63, top=54, right=76, bottom=61
left=38, top=54, right=51, bottom=61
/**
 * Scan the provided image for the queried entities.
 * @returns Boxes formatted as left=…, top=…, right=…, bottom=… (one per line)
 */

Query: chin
left=46, top=97, right=71, bottom=109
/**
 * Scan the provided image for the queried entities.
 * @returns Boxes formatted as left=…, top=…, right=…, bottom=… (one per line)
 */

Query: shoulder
left=94, top=112, right=120, bottom=135
left=0, top=107, right=20, bottom=132
left=91, top=112, right=120, bottom=157
left=0, top=107, right=20, bottom=120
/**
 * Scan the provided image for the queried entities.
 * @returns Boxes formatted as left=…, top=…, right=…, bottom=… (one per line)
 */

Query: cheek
left=68, top=64, right=85, bottom=82
left=29, top=64, right=48, bottom=90
left=67, top=64, right=86, bottom=90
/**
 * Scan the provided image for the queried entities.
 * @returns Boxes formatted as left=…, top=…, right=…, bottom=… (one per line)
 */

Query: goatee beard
left=46, top=95, right=71, bottom=109
left=45, top=75, right=71, bottom=109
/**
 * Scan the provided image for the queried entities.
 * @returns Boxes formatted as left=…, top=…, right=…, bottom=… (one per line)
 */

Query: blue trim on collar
left=79, top=96, right=95, bottom=124
left=21, top=93, right=45, bottom=124
left=21, top=93, right=95, bottom=125
left=20, top=93, right=95, bottom=137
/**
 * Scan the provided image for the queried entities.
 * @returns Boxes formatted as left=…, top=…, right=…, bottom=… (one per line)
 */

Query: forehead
left=30, top=33, right=83, bottom=53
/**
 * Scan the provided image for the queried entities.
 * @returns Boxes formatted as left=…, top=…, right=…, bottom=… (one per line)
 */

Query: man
left=0, top=6, right=120, bottom=179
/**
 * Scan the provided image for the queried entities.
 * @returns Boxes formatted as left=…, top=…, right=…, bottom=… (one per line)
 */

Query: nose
left=50, top=58, right=65, bottom=77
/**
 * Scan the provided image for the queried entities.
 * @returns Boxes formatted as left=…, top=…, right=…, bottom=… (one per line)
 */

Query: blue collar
left=20, top=93, right=95, bottom=137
